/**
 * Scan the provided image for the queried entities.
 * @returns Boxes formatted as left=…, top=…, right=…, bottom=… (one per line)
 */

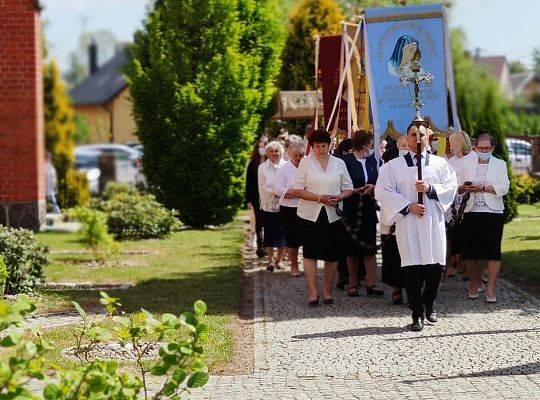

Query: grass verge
left=502, top=203, right=540, bottom=296
left=31, top=218, right=247, bottom=373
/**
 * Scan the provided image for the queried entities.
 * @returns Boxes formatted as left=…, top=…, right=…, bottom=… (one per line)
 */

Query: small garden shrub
left=0, top=293, right=209, bottom=399
left=68, top=207, right=116, bottom=257
left=515, top=174, right=540, bottom=204
left=95, top=191, right=181, bottom=241
left=0, top=256, right=8, bottom=296
left=0, top=227, right=48, bottom=294
left=102, top=181, right=139, bottom=200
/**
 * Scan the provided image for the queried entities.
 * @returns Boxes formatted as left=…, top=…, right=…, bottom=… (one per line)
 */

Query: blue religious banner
left=363, top=4, right=460, bottom=140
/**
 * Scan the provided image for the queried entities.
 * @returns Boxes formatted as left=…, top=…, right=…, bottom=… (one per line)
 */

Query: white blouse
left=293, top=154, right=353, bottom=223
left=258, top=158, right=286, bottom=212
left=275, top=160, right=300, bottom=208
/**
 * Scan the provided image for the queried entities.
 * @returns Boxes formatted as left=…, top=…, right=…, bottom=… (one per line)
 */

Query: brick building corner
left=0, top=0, right=45, bottom=230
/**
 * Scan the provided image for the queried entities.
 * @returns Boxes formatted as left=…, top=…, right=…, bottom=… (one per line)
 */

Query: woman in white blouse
left=293, top=129, right=357, bottom=306
left=459, top=133, right=509, bottom=303
left=275, top=141, right=306, bottom=277
left=258, top=141, right=287, bottom=271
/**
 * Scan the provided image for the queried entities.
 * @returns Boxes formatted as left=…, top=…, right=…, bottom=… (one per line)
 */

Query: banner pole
left=327, top=21, right=361, bottom=132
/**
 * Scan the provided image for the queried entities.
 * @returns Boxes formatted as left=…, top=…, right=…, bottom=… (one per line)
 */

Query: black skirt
left=343, top=194, right=378, bottom=257
left=262, top=211, right=286, bottom=248
left=446, top=222, right=462, bottom=256
left=461, top=212, right=505, bottom=261
left=298, top=208, right=348, bottom=262
left=381, top=234, right=405, bottom=288
left=279, top=206, right=301, bottom=248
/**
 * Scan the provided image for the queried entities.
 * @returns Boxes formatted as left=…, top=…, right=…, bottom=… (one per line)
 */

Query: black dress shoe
left=410, top=317, right=424, bottom=332
left=307, top=296, right=319, bottom=307
left=426, top=309, right=438, bottom=323
left=366, top=286, right=384, bottom=296
left=323, top=297, right=334, bottom=305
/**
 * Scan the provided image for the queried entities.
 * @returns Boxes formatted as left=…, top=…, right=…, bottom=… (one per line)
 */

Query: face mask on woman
left=399, top=149, right=409, bottom=157
left=367, top=148, right=375, bottom=157
left=258, top=147, right=266, bottom=157
left=477, top=151, right=492, bottom=162
left=430, top=141, right=439, bottom=153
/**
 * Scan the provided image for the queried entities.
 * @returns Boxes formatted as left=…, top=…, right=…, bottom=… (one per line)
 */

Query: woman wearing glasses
left=460, top=133, right=510, bottom=303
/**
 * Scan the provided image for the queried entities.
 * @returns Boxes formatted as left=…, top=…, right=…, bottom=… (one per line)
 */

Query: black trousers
left=404, top=264, right=444, bottom=319
left=254, top=204, right=264, bottom=249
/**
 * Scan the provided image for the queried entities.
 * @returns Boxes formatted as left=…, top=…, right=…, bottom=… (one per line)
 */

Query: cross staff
left=399, top=60, right=434, bottom=205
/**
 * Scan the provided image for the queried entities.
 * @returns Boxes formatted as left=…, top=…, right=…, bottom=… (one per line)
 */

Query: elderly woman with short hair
left=258, top=141, right=286, bottom=271
left=275, top=140, right=306, bottom=277
left=294, top=129, right=356, bottom=305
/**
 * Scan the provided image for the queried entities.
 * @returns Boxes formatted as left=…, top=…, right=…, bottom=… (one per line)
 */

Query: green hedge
left=515, top=174, right=540, bottom=204
left=0, top=228, right=48, bottom=294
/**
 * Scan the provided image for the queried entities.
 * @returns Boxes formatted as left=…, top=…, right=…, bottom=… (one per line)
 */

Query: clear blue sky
left=42, top=0, right=540, bottom=71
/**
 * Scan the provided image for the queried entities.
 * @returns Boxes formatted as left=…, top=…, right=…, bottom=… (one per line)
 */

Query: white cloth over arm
left=374, top=162, right=411, bottom=226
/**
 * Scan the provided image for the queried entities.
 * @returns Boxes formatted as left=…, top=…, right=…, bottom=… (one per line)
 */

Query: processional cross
left=399, top=60, right=434, bottom=205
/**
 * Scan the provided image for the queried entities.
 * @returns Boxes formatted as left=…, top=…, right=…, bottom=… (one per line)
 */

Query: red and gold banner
left=318, top=35, right=348, bottom=137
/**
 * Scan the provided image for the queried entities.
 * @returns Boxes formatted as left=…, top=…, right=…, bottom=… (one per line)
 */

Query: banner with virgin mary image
left=363, top=4, right=460, bottom=139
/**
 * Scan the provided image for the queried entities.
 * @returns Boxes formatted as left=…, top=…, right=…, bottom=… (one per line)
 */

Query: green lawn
left=502, top=203, right=540, bottom=293
left=32, top=219, right=246, bottom=372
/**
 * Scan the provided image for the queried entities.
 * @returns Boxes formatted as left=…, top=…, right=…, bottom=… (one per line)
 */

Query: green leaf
left=72, top=301, right=87, bottom=319
left=186, top=371, right=209, bottom=388
left=43, top=383, right=60, bottom=400
left=89, top=375, right=106, bottom=392
left=196, top=324, right=208, bottom=339
left=163, top=381, right=178, bottom=396
left=1, top=331, right=22, bottom=347
left=180, top=312, right=197, bottom=329
left=151, top=364, right=168, bottom=376
left=193, top=345, right=204, bottom=354
left=191, top=360, right=208, bottom=373
left=162, top=313, right=177, bottom=325
left=172, top=368, right=187, bottom=384
left=193, top=300, right=207, bottom=316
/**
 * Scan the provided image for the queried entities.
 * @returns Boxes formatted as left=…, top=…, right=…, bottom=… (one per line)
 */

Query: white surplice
left=375, top=151, right=457, bottom=267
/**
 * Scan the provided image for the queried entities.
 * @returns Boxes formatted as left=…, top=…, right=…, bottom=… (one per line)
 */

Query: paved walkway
left=187, top=238, right=540, bottom=399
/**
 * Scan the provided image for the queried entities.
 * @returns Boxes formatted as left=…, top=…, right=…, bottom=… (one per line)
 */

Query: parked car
left=75, top=144, right=147, bottom=191
left=505, top=138, right=532, bottom=175
left=74, top=149, right=101, bottom=194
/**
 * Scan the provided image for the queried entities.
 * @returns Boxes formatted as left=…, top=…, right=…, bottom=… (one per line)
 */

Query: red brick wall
left=0, top=0, right=44, bottom=204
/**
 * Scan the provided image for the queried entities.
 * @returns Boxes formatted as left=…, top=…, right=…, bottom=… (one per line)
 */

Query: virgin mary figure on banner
left=387, top=34, right=425, bottom=79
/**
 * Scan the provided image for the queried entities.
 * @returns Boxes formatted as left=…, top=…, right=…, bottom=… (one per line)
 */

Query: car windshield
left=75, top=153, right=99, bottom=169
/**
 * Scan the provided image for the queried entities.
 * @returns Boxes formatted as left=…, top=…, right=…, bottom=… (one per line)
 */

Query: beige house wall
left=111, top=88, right=138, bottom=143
left=74, top=87, right=138, bottom=144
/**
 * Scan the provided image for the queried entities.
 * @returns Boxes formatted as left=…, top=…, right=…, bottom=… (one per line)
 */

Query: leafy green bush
left=0, top=256, right=8, bottom=296
left=0, top=227, right=48, bottom=294
left=0, top=293, right=209, bottom=399
left=102, top=181, right=139, bottom=200
left=67, top=207, right=116, bottom=256
left=96, top=192, right=181, bottom=241
left=127, top=0, right=272, bottom=227
left=515, top=174, right=540, bottom=204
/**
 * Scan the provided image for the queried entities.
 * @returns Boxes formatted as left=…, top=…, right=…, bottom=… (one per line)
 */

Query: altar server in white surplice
left=375, top=124, right=457, bottom=332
